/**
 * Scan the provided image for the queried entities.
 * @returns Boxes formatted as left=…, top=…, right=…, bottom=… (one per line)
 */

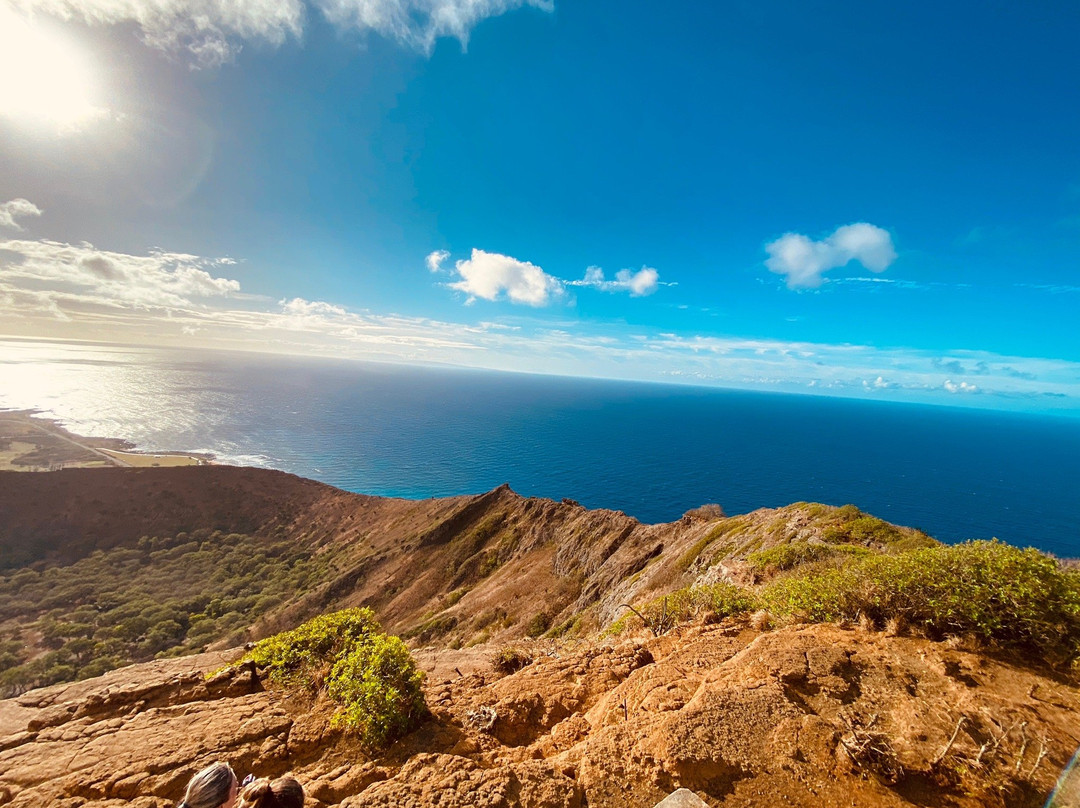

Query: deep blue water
left=2, top=340, right=1079, bottom=554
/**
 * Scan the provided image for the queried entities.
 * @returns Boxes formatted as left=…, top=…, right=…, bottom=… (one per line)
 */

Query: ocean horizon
left=2, top=338, right=1078, bottom=556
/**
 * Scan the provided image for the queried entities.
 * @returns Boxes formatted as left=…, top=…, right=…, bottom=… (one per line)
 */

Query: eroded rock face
left=2, top=623, right=1078, bottom=808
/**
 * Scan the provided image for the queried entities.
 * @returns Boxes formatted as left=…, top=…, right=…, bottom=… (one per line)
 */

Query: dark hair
left=236, top=776, right=304, bottom=808
left=180, top=762, right=237, bottom=808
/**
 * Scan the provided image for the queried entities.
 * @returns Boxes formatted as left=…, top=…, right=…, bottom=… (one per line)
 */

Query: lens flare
left=1045, top=745, right=1080, bottom=807
left=0, top=7, right=104, bottom=132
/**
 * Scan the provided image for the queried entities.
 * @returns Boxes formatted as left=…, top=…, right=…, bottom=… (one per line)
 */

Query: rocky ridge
left=1, top=466, right=1077, bottom=807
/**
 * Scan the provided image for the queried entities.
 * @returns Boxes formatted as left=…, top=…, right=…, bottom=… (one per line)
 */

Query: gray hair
left=180, top=762, right=236, bottom=808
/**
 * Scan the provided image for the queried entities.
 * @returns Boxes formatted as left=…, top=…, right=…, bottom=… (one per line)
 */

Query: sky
left=1, top=0, right=1079, bottom=413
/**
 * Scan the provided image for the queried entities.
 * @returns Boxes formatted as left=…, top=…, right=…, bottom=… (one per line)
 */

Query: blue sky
left=1, top=0, right=1079, bottom=412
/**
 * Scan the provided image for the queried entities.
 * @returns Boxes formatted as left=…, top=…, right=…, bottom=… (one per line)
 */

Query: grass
left=821, top=505, right=935, bottom=550
left=762, top=540, right=1080, bottom=658
left=747, top=542, right=872, bottom=575
left=492, top=645, right=532, bottom=674
left=675, top=520, right=747, bottom=571
left=606, top=582, right=758, bottom=636
left=243, top=608, right=426, bottom=748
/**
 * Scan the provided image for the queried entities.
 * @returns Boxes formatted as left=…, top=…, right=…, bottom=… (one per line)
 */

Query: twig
left=1027, top=734, right=1050, bottom=779
left=933, top=715, right=968, bottom=765
left=986, top=717, right=1021, bottom=756
left=617, top=604, right=656, bottom=636
left=1015, top=724, right=1030, bottom=773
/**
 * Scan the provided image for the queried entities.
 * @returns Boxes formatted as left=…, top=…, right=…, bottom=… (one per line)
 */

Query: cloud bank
left=0, top=207, right=1074, bottom=414
left=0, top=237, right=240, bottom=308
left=0, top=199, right=43, bottom=231
left=765, top=222, right=897, bottom=289
left=12, top=0, right=550, bottom=67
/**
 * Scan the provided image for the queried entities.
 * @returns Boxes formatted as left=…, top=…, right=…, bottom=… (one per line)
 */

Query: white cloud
left=1, top=234, right=1076, bottom=412
left=862, top=375, right=893, bottom=390
left=12, top=0, right=551, bottom=67
left=0, top=237, right=240, bottom=307
left=317, top=0, right=552, bottom=54
left=0, top=199, right=43, bottom=230
left=944, top=379, right=979, bottom=394
left=765, top=222, right=897, bottom=289
left=571, top=266, right=661, bottom=296
left=447, top=248, right=564, bottom=306
left=12, top=0, right=305, bottom=69
left=425, top=249, right=450, bottom=272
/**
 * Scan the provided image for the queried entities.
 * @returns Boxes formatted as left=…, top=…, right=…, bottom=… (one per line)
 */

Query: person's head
left=235, top=775, right=304, bottom=808
left=179, top=762, right=238, bottom=808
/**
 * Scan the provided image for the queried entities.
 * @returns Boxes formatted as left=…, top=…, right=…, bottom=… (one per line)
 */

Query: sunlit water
left=2, top=339, right=1079, bottom=554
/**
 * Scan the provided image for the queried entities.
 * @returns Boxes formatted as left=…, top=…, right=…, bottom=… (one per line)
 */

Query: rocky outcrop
left=2, top=621, right=1077, bottom=807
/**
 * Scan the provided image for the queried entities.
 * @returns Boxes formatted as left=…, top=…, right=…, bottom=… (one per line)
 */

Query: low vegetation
left=0, top=528, right=332, bottom=696
left=762, top=540, right=1080, bottom=659
left=820, top=504, right=935, bottom=551
left=610, top=537, right=1080, bottom=665
left=491, top=645, right=532, bottom=674
left=747, top=542, right=872, bottom=575
left=242, top=608, right=426, bottom=748
left=608, top=582, right=758, bottom=636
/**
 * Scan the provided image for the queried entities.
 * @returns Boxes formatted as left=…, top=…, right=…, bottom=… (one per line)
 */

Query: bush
left=608, top=582, right=758, bottom=636
left=762, top=540, right=1080, bottom=658
left=491, top=645, right=532, bottom=674
left=525, top=611, right=551, bottom=638
left=821, top=506, right=934, bottom=549
left=683, top=504, right=726, bottom=521
left=747, top=542, right=871, bottom=575
left=243, top=608, right=426, bottom=747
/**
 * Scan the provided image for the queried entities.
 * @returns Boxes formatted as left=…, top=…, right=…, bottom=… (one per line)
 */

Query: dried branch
left=1027, top=734, right=1050, bottom=779
left=933, top=715, right=968, bottom=765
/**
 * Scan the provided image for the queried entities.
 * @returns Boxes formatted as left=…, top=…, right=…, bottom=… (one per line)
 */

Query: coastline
left=0, top=410, right=213, bottom=471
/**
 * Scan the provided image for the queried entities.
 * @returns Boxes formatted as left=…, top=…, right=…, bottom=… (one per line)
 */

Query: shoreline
left=0, top=410, right=214, bottom=471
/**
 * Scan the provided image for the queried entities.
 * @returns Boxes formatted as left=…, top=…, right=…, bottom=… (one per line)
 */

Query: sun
left=0, top=8, right=103, bottom=132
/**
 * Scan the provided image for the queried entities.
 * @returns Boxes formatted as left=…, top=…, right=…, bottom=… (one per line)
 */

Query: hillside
left=2, top=466, right=1079, bottom=807
left=0, top=467, right=930, bottom=691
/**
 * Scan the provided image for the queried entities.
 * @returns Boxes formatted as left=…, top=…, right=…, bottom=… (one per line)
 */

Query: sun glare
left=0, top=8, right=103, bottom=132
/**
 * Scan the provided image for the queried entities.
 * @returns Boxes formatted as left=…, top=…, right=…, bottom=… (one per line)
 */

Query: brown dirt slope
left=1, top=620, right=1077, bottom=808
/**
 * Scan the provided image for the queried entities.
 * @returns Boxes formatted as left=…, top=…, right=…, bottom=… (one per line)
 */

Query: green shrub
left=747, top=542, right=871, bottom=574
left=401, top=613, right=458, bottom=643
left=327, top=634, right=426, bottom=747
left=608, top=582, right=758, bottom=635
left=243, top=608, right=426, bottom=747
left=492, top=645, right=532, bottom=674
left=0, top=528, right=332, bottom=692
left=762, top=540, right=1080, bottom=658
left=675, top=520, right=747, bottom=571
left=525, top=611, right=551, bottom=638
left=821, top=506, right=934, bottom=549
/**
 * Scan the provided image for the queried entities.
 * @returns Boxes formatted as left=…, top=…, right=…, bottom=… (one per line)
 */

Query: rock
left=3, top=619, right=1080, bottom=807
left=654, top=789, right=710, bottom=807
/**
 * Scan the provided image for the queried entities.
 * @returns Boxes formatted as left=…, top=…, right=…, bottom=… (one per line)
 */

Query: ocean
left=2, top=339, right=1078, bottom=554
